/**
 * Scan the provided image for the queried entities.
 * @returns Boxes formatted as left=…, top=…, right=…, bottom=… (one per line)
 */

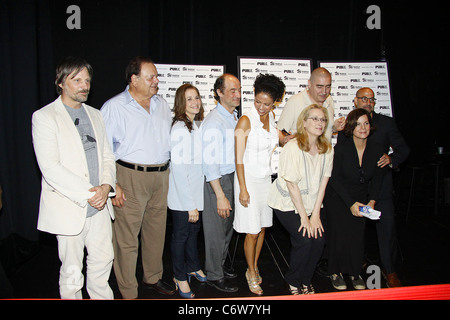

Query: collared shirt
left=100, top=86, right=172, bottom=165
left=277, top=89, right=335, bottom=141
left=168, top=120, right=204, bottom=211
left=201, top=103, right=238, bottom=182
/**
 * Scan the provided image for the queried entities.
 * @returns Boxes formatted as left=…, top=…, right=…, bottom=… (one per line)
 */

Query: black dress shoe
left=144, top=279, right=176, bottom=295
left=223, top=265, right=237, bottom=279
left=207, top=278, right=239, bottom=293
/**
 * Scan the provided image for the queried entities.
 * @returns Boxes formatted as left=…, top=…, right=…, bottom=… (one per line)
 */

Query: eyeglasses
left=356, top=96, right=376, bottom=103
left=307, top=117, right=327, bottom=123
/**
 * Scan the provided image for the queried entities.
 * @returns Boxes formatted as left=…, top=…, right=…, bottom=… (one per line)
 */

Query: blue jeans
left=170, top=209, right=202, bottom=281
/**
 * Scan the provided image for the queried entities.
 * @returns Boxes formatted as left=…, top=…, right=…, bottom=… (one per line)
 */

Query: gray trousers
left=202, top=173, right=235, bottom=281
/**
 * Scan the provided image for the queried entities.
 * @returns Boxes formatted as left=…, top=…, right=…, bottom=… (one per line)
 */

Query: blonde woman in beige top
left=268, top=104, right=333, bottom=295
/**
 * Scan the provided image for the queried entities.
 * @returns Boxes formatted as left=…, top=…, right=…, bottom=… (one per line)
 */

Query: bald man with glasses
left=350, top=87, right=410, bottom=287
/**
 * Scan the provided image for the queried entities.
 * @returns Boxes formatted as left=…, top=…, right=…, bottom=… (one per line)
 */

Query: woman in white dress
left=234, top=74, right=285, bottom=295
left=268, top=104, right=333, bottom=295
left=168, top=84, right=206, bottom=299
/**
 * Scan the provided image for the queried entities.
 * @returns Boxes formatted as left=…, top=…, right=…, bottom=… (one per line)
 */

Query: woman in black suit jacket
left=324, top=108, right=387, bottom=290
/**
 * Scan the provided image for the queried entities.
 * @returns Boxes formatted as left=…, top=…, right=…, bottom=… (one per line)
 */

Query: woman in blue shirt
left=168, top=84, right=206, bottom=298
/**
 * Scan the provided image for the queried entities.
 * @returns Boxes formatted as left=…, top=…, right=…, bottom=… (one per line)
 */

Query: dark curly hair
left=253, top=73, right=286, bottom=103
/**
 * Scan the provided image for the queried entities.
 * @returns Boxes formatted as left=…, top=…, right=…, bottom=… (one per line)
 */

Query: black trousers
left=373, top=172, right=399, bottom=274
left=274, top=209, right=325, bottom=287
left=374, top=196, right=398, bottom=274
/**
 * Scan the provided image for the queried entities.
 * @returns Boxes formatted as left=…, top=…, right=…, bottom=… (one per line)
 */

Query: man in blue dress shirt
left=201, top=74, right=241, bottom=293
left=101, top=56, right=174, bottom=299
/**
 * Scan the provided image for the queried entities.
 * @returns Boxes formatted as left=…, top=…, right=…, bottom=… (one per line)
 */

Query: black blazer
left=327, top=137, right=388, bottom=208
left=337, top=112, right=410, bottom=199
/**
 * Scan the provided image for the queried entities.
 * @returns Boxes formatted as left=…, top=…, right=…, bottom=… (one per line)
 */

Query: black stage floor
left=1, top=170, right=450, bottom=300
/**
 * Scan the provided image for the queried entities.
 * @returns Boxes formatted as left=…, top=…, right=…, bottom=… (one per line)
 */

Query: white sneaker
left=350, top=275, right=366, bottom=290
left=330, top=273, right=347, bottom=290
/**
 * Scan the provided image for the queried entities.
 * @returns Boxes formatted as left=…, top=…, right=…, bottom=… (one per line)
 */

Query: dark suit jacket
left=337, top=112, right=410, bottom=199
left=327, top=137, right=387, bottom=208
left=370, top=112, right=410, bottom=169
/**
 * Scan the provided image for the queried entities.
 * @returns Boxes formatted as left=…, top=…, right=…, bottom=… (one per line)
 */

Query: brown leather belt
left=116, top=159, right=169, bottom=172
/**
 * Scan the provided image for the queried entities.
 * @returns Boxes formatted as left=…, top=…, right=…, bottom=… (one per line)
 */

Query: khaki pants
left=57, top=209, right=114, bottom=299
left=112, top=163, right=169, bottom=299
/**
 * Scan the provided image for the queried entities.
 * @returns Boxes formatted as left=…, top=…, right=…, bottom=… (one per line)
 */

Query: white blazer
left=32, top=96, right=116, bottom=236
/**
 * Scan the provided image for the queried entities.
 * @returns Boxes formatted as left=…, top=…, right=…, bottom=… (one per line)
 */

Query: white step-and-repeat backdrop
left=238, top=57, right=312, bottom=120
left=319, top=61, right=393, bottom=119
left=155, top=63, right=225, bottom=115
left=155, top=60, right=393, bottom=128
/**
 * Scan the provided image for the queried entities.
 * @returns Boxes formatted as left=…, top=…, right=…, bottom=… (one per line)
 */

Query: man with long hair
left=32, top=57, right=116, bottom=299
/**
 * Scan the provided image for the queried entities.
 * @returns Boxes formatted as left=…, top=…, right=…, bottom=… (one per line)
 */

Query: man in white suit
left=32, top=57, right=116, bottom=299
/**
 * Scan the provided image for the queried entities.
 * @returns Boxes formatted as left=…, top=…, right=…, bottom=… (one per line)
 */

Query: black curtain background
left=0, top=0, right=448, bottom=278
left=0, top=0, right=54, bottom=242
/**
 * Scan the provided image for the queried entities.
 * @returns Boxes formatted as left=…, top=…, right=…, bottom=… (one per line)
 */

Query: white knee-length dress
left=233, top=106, right=278, bottom=234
